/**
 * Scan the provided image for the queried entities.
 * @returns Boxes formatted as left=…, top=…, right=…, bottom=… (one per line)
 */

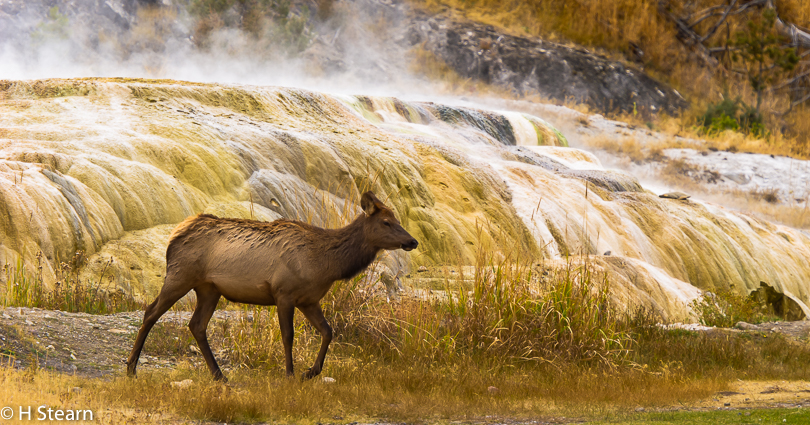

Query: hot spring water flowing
left=1, top=78, right=809, bottom=321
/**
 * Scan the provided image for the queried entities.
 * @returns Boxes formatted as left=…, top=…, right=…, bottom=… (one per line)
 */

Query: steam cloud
left=0, top=0, right=427, bottom=96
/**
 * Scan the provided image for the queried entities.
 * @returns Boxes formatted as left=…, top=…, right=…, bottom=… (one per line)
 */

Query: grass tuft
left=2, top=252, right=143, bottom=314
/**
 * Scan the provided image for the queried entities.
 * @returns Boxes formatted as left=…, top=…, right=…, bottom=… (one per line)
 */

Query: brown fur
left=126, top=191, right=417, bottom=381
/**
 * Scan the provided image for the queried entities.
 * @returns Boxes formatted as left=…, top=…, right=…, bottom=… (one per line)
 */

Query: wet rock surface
left=403, top=10, right=688, bottom=115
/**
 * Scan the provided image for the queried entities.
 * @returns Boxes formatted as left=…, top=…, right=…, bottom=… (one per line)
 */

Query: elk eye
left=383, top=221, right=392, bottom=227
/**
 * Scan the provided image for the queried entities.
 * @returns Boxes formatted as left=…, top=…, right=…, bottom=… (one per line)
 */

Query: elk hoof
left=302, top=368, right=319, bottom=380
left=126, top=362, right=137, bottom=378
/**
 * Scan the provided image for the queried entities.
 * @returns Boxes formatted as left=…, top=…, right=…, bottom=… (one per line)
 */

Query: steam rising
left=0, top=0, right=422, bottom=95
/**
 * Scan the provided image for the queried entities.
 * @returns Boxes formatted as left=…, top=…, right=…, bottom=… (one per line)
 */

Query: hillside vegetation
left=412, top=0, right=810, bottom=157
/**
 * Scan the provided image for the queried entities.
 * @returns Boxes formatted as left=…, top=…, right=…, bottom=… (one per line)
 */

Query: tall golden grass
left=410, top=0, right=810, bottom=158
left=2, top=251, right=143, bottom=314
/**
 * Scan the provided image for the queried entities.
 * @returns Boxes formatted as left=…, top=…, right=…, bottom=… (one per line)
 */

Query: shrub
left=699, top=98, right=766, bottom=137
left=690, top=288, right=772, bottom=328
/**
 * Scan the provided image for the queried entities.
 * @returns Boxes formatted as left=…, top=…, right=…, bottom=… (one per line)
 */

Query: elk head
left=361, top=191, right=418, bottom=251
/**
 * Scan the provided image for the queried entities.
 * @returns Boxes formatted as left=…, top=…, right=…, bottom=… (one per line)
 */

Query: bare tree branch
left=732, top=0, right=768, bottom=15
left=657, top=0, right=720, bottom=67
left=688, top=6, right=726, bottom=28
left=770, top=71, right=810, bottom=92
left=764, top=0, right=810, bottom=48
left=790, top=92, right=810, bottom=109
left=699, top=0, right=738, bottom=43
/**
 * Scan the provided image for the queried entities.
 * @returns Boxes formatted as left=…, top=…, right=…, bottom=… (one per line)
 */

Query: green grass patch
left=591, top=407, right=810, bottom=424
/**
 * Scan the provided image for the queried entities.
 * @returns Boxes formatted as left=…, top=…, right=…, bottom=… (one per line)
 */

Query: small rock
left=322, top=377, right=336, bottom=383
left=108, top=328, right=129, bottom=334
left=170, top=379, right=193, bottom=389
left=418, top=266, right=428, bottom=272
left=659, top=192, right=690, bottom=200
left=25, top=320, right=34, bottom=326
left=723, top=172, right=751, bottom=185
left=2, top=313, right=10, bottom=319
left=735, top=322, right=758, bottom=331
left=70, top=354, right=77, bottom=360
left=635, top=407, right=645, bottom=412
left=487, top=386, right=500, bottom=394
left=71, top=387, right=82, bottom=394
left=724, top=402, right=730, bottom=406
left=603, top=251, right=611, bottom=256
left=45, top=345, right=55, bottom=351
left=141, top=359, right=149, bottom=364
left=189, top=345, right=201, bottom=354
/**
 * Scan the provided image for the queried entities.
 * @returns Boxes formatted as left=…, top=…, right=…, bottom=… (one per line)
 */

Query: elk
left=126, top=191, right=418, bottom=381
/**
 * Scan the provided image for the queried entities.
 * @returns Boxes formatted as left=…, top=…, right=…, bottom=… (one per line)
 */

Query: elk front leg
left=277, top=303, right=296, bottom=377
left=299, top=303, right=333, bottom=380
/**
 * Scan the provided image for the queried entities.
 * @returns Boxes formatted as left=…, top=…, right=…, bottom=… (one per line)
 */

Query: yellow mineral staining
left=1, top=78, right=809, bottom=320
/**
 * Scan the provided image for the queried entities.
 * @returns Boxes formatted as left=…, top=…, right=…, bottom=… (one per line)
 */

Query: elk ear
left=361, top=191, right=382, bottom=216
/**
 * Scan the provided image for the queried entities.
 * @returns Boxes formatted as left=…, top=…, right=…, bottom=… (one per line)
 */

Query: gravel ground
left=0, top=306, right=250, bottom=377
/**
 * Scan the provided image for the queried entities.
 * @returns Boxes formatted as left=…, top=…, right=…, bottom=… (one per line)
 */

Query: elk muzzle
left=402, top=239, right=419, bottom=251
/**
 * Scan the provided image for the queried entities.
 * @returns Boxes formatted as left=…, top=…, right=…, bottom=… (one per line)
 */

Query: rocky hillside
left=403, top=10, right=687, bottom=115
left=0, top=0, right=687, bottom=115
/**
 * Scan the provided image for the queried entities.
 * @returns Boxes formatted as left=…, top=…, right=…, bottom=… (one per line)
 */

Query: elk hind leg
left=299, top=303, right=332, bottom=380
left=188, top=284, right=225, bottom=381
left=127, top=278, right=191, bottom=377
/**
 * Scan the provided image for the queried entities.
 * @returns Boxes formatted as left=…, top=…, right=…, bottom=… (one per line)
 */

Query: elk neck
left=321, top=215, right=380, bottom=281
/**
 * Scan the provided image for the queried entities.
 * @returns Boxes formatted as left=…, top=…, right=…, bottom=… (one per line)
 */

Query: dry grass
left=6, top=260, right=810, bottom=423
left=6, top=243, right=810, bottom=422
left=0, top=358, right=723, bottom=424
left=413, top=0, right=810, bottom=77
left=409, top=0, right=810, bottom=159
left=0, top=357, right=174, bottom=424
left=582, top=136, right=702, bottom=164
left=2, top=251, right=143, bottom=314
